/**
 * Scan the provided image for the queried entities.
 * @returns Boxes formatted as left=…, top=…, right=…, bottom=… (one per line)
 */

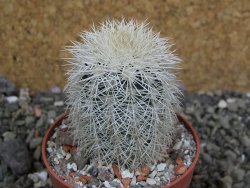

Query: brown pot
left=160, top=113, right=200, bottom=188
left=42, top=112, right=200, bottom=188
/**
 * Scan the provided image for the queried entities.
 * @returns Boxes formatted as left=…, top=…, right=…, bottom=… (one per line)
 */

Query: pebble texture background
left=0, top=77, right=249, bottom=188
left=0, top=0, right=250, bottom=91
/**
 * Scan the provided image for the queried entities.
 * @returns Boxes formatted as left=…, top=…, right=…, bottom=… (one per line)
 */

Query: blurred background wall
left=0, top=0, right=249, bottom=92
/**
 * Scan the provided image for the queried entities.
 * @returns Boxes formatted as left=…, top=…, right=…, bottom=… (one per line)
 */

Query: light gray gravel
left=0, top=78, right=249, bottom=188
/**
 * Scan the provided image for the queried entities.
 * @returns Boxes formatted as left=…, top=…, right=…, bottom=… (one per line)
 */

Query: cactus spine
left=65, top=20, right=181, bottom=168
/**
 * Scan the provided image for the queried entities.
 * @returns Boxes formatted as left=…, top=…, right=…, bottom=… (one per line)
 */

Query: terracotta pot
left=42, top=112, right=200, bottom=188
left=42, top=112, right=71, bottom=188
left=161, top=113, right=201, bottom=188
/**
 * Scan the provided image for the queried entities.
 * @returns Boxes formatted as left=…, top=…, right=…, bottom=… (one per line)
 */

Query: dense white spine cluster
left=65, top=20, right=181, bottom=168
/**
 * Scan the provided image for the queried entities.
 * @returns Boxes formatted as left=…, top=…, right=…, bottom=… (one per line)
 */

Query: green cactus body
left=65, top=20, right=181, bottom=168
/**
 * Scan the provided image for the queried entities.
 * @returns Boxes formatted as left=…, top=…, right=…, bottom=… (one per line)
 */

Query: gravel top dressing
left=0, top=79, right=249, bottom=188
left=46, top=119, right=196, bottom=187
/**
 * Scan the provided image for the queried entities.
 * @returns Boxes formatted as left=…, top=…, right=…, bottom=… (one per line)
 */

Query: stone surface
left=218, top=100, right=227, bottom=108
left=121, top=170, right=134, bottom=179
left=5, top=96, right=18, bottom=103
left=219, top=175, right=232, bottom=188
left=0, top=86, right=249, bottom=188
left=146, top=178, right=156, bottom=185
left=231, top=168, right=245, bottom=182
left=156, top=163, right=167, bottom=172
left=29, top=137, right=43, bottom=149
left=0, top=75, right=15, bottom=94
left=2, top=131, right=16, bottom=141
left=97, top=167, right=114, bottom=182
left=88, top=166, right=98, bottom=177
left=0, top=139, right=31, bottom=175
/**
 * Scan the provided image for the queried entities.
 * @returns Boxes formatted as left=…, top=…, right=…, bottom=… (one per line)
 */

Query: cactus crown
left=65, top=19, right=181, bottom=168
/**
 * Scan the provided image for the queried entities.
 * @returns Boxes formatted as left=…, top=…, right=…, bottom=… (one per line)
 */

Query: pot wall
left=42, top=112, right=200, bottom=188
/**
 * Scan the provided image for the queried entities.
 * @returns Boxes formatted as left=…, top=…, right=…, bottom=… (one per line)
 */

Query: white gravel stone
left=72, top=163, right=77, bottom=171
left=157, top=163, right=167, bottom=171
left=218, top=100, right=227, bottom=108
left=227, top=98, right=236, bottom=103
left=154, top=176, right=161, bottom=183
left=163, top=171, right=171, bottom=181
left=36, top=171, right=48, bottom=182
left=139, top=181, right=147, bottom=186
left=47, top=141, right=56, bottom=148
left=56, top=153, right=64, bottom=159
left=149, top=170, right=157, bottom=178
left=46, top=147, right=53, bottom=153
left=135, top=169, right=140, bottom=176
left=111, top=178, right=122, bottom=186
left=75, top=181, right=84, bottom=187
left=54, top=101, right=64, bottom=106
left=66, top=163, right=71, bottom=170
left=28, top=171, right=48, bottom=184
left=2, top=131, right=16, bottom=141
left=60, top=124, right=68, bottom=129
left=131, top=176, right=137, bottom=186
left=79, top=170, right=87, bottom=175
left=28, top=173, right=39, bottom=182
left=150, top=164, right=156, bottom=171
left=86, top=164, right=93, bottom=171
left=157, top=171, right=165, bottom=177
left=60, top=147, right=67, bottom=156
left=173, top=140, right=182, bottom=150
left=65, top=153, right=71, bottom=160
left=146, top=178, right=157, bottom=185
left=240, top=154, right=246, bottom=162
left=53, top=158, right=59, bottom=164
left=169, top=164, right=174, bottom=171
left=103, top=181, right=112, bottom=188
left=67, top=162, right=78, bottom=171
left=52, top=132, right=57, bottom=139
left=184, top=157, right=192, bottom=166
left=50, top=86, right=61, bottom=93
left=6, top=96, right=18, bottom=103
left=121, top=169, right=134, bottom=178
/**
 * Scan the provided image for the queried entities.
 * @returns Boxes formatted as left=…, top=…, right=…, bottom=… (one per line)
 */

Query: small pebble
left=175, top=164, right=187, bottom=175
left=103, top=181, right=112, bottom=188
left=6, top=96, right=18, bottom=103
left=65, top=153, right=71, bottom=160
left=149, top=170, right=157, bottom=178
left=157, top=163, right=167, bottom=171
left=146, top=178, right=156, bottom=185
left=2, top=131, right=16, bottom=141
left=173, top=140, right=182, bottom=150
left=36, top=171, right=48, bottom=182
left=53, top=158, right=59, bottom=165
left=46, top=147, right=53, bottom=153
left=218, top=100, right=227, bottom=108
left=54, top=101, right=64, bottom=106
left=121, top=170, right=134, bottom=178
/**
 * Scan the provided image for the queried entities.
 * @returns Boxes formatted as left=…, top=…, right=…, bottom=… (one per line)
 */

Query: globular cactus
left=65, top=20, right=181, bottom=168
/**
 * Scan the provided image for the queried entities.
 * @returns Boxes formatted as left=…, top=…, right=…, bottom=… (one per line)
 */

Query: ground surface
left=0, top=0, right=250, bottom=92
left=0, top=77, right=249, bottom=188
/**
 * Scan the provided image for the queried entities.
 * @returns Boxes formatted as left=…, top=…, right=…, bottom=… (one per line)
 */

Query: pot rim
left=166, top=112, right=201, bottom=187
left=42, top=112, right=72, bottom=187
left=42, top=112, right=200, bottom=188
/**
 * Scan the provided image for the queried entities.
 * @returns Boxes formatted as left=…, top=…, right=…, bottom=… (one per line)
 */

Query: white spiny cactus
left=65, top=19, right=182, bottom=168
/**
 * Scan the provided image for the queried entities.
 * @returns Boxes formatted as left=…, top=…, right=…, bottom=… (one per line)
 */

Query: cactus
left=65, top=19, right=182, bottom=168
